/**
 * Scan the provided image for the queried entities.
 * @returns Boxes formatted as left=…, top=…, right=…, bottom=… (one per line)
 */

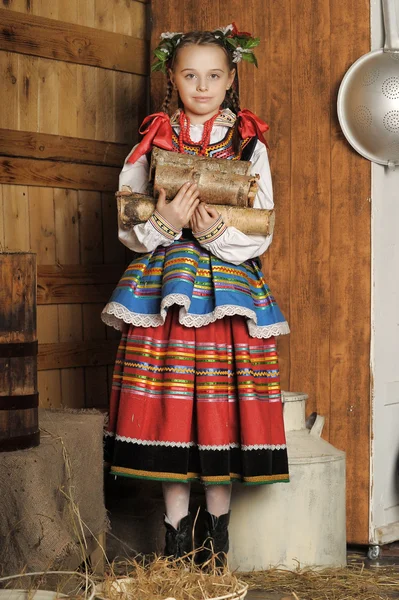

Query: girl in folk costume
left=102, top=24, right=290, bottom=562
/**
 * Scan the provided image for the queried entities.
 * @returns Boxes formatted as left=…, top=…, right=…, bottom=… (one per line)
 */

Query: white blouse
left=118, top=121, right=274, bottom=266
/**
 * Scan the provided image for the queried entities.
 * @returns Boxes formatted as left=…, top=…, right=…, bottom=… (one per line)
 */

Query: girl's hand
left=155, top=183, right=200, bottom=231
left=190, top=203, right=221, bottom=234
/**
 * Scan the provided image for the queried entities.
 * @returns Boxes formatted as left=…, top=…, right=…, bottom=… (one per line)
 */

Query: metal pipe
left=383, top=0, right=399, bottom=51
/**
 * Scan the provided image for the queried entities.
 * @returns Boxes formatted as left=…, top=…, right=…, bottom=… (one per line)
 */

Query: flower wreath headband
left=152, top=23, right=260, bottom=74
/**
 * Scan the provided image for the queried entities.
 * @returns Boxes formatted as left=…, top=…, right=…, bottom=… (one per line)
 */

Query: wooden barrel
left=0, top=252, right=40, bottom=451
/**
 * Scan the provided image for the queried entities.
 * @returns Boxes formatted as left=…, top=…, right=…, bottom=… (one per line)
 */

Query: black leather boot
left=202, top=510, right=230, bottom=568
left=164, top=513, right=193, bottom=558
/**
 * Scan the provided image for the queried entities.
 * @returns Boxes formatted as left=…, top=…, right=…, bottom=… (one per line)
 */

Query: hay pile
left=99, top=555, right=246, bottom=600
left=239, top=563, right=399, bottom=600
left=98, top=555, right=399, bottom=600
left=2, top=558, right=399, bottom=600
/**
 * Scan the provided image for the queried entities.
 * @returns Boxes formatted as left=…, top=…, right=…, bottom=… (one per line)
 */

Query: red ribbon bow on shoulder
left=237, top=109, right=270, bottom=149
left=127, top=112, right=173, bottom=164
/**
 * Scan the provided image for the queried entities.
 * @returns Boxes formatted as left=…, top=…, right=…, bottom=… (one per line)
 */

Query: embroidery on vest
left=171, top=127, right=252, bottom=160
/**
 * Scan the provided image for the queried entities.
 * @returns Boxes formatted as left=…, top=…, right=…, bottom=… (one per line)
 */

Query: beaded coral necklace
left=178, top=110, right=221, bottom=155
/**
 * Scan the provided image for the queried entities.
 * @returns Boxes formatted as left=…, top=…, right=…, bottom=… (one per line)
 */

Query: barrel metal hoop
left=0, top=431, right=40, bottom=452
left=0, top=393, right=39, bottom=410
left=0, top=340, right=38, bottom=358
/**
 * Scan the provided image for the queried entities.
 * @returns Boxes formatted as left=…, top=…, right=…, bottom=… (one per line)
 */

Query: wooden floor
left=246, top=592, right=289, bottom=600
left=245, top=545, right=399, bottom=600
left=246, top=592, right=293, bottom=600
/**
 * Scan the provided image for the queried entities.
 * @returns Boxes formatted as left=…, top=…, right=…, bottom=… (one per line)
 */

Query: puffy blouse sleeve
left=118, top=147, right=182, bottom=253
left=199, top=140, right=274, bottom=265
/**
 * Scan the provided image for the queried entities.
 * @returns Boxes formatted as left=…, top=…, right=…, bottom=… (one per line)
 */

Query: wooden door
left=150, top=0, right=372, bottom=544
left=0, top=1, right=149, bottom=410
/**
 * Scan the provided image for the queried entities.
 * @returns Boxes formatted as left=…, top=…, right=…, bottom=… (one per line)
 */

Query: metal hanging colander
left=337, top=0, right=399, bottom=168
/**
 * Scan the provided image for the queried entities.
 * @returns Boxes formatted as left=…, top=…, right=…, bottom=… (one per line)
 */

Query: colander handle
left=383, top=0, right=399, bottom=51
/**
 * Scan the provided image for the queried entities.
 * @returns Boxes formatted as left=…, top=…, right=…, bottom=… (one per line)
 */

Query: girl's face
left=170, top=44, right=235, bottom=124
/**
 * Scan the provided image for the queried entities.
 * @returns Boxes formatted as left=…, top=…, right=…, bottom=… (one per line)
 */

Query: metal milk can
left=229, top=391, right=347, bottom=570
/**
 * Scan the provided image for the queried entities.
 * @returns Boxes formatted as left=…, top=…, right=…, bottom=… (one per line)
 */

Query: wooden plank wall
left=150, top=1, right=371, bottom=543
left=0, top=1, right=149, bottom=410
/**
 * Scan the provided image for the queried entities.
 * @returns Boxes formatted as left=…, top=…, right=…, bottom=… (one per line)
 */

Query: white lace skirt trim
left=241, top=443, right=287, bottom=451
left=107, top=435, right=286, bottom=452
left=198, top=443, right=240, bottom=450
left=101, top=297, right=290, bottom=339
left=115, top=435, right=195, bottom=448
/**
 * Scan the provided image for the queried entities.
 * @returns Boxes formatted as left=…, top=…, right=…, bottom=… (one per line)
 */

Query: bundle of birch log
left=117, top=148, right=274, bottom=236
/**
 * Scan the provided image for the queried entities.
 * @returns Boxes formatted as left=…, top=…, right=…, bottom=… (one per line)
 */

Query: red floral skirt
left=105, top=307, right=289, bottom=485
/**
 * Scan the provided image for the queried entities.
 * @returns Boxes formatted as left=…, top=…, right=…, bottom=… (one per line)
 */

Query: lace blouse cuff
left=192, top=215, right=227, bottom=244
left=148, top=211, right=182, bottom=240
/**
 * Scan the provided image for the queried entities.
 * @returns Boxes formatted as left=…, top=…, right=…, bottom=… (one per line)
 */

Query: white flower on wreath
left=232, top=47, right=243, bottom=63
left=160, top=31, right=183, bottom=39
left=232, top=46, right=254, bottom=63
left=218, top=24, right=234, bottom=35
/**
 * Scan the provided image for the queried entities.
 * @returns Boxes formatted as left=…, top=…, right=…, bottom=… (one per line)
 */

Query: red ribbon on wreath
left=229, top=22, right=252, bottom=38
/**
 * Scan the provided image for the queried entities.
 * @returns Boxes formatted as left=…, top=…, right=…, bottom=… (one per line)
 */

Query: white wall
left=370, top=0, right=399, bottom=543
